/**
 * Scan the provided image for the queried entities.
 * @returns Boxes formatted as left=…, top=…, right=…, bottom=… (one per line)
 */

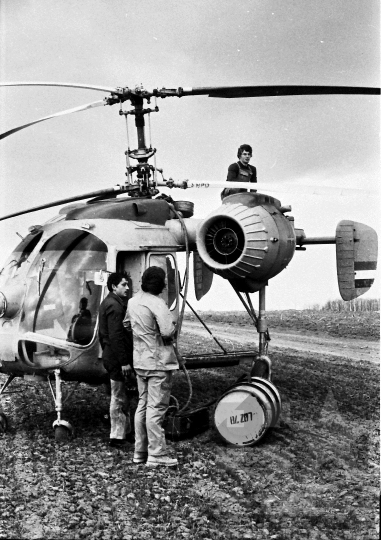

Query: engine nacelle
left=196, top=192, right=296, bottom=292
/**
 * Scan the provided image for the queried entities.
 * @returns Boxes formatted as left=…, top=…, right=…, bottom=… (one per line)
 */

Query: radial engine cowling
left=196, top=192, right=296, bottom=293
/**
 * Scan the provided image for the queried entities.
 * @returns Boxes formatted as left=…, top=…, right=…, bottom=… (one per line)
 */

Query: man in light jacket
left=124, top=266, right=178, bottom=467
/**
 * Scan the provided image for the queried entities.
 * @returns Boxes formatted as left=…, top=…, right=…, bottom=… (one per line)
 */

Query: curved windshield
left=0, top=232, right=42, bottom=283
left=21, top=230, right=107, bottom=345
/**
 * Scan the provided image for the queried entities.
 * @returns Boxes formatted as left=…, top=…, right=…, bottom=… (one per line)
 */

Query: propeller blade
left=0, top=186, right=128, bottom=222
left=185, top=181, right=377, bottom=197
left=0, top=99, right=106, bottom=140
left=180, top=85, right=380, bottom=98
left=0, top=81, right=122, bottom=94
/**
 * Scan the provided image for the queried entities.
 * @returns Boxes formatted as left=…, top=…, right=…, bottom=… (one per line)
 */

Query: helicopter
left=0, top=82, right=379, bottom=445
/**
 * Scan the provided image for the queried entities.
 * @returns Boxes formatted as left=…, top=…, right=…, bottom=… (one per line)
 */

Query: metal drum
left=214, top=377, right=281, bottom=446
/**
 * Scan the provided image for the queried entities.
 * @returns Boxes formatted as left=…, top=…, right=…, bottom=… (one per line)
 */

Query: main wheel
left=250, top=358, right=271, bottom=379
left=0, top=412, right=8, bottom=433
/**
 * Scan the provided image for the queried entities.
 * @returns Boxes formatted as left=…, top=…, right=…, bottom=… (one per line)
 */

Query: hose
left=168, top=203, right=193, bottom=414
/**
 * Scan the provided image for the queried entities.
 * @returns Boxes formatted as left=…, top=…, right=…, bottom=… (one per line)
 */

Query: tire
left=54, top=425, right=72, bottom=442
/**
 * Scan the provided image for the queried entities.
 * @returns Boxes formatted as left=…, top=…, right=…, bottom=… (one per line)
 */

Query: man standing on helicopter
left=221, top=143, right=257, bottom=199
left=125, top=266, right=179, bottom=467
left=99, top=273, right=135, bottom=448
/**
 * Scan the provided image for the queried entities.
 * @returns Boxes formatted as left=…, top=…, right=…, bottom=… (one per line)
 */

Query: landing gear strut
left=213, top=285, right=280, bottom=446
left=231, top=285, right=272, bottom=381
left=48, top=369, right=75, bottom=441
left=250, top=286, right=272, bottom=380
left=1, top=371, right=77, bottom=440
left=0, top=375, right=15, bottom=433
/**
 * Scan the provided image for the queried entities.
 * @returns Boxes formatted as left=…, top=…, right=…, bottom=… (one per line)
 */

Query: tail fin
left=336, top=220, right=378, bottom=300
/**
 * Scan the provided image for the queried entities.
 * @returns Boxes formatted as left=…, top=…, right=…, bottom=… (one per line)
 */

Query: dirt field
left=0, top=310, right=379, bottom=540
left=183, top=320, right=379, bottom=363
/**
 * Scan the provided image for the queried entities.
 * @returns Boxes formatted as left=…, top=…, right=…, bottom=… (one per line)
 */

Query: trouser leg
left=109, top=380, right=131, bottom=439
left=128, top=390, right=139, bottom=434
left=146, top=371, right=173, bottom=458
left=134, top=375, right=149, bottom=455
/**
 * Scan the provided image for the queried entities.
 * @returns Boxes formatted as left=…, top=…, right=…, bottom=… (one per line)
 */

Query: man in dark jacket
left=221, top=144, right=257, bottom=199
left=99, top=272, right=135, bottom=447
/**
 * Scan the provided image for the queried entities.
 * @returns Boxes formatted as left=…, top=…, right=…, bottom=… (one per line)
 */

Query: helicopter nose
left=0, top=282, right=25, bottom=319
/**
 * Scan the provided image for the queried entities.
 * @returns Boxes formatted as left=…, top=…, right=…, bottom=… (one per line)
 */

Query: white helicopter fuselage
left=0, top=198, right=187, bottom=383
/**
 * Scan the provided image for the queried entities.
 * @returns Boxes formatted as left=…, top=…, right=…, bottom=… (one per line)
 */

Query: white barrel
left=214, top=377, right=281, bottom=446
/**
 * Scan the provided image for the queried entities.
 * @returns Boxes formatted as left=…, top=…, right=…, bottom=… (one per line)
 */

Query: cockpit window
left=0, top=232, right=42, bottom=281
left=21, top=230, right=107, bottom=345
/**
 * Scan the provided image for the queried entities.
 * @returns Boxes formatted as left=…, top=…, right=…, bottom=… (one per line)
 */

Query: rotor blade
left=185, top=181, right=377, bottom=197
left=180, top=85, right=380, bottom=98
left=0, top=186, right=127, bottom=222
left=0, top=81, right=122, bottom=94
left=0, top=99, right=106, bottom=140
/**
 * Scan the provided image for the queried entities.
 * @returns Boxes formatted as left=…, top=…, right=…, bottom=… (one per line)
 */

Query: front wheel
left=53, top=420, right=74, bottom=442
left=54, top=425, right=71, bottom=442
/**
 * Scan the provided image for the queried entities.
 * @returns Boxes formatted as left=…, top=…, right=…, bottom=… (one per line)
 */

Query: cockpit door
left=147, top=253, right=179, bottom=314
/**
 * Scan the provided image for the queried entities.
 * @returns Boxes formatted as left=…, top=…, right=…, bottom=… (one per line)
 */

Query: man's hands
left=121, top=364, right=132, bottom=377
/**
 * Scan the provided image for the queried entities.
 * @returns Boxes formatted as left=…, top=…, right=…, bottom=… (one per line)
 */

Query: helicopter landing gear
left=230, top=285, right=273, bottom=381
left=250, top=286, right=272, bottom=381
left=48, top=369, right=75, bottom=442
left=214, top=286, right=280, bottom=446
left=0, top=375, right=16, bottom=433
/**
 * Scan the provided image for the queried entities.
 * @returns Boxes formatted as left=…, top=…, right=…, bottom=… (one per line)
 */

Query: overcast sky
left=0, top=0, right=379, bottom=310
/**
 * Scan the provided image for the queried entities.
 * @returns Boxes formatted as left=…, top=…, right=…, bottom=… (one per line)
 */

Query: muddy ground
left=0, top=310, right=379, bottom=540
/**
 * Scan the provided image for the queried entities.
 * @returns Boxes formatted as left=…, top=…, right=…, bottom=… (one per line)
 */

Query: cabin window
left=148, top=254, right=178, bottom=310
left=21, top=230, right=107, bottom=345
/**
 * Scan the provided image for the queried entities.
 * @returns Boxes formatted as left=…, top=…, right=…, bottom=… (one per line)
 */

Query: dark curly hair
left=107, top=272, right=127, bottom=292
left=141, top=266, right=166, bottom=296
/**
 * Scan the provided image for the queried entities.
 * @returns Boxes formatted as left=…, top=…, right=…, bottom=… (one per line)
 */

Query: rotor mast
left=135, top=95, right=146, bottom=153
left=125, top=90, right=150, bottom=158
left=115, top=87, right=161, bottom=194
